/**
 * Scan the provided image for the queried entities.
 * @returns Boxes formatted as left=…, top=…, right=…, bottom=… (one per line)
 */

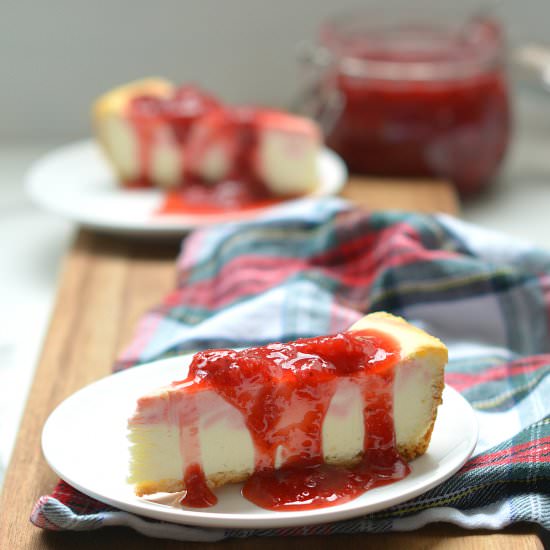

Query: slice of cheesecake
left=93, top=78, right=321, bottom=196
left=127, top=312, right=447, bottom=509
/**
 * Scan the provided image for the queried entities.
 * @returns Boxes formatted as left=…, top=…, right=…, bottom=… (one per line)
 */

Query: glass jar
left=300, top=8, right=511, bottom=196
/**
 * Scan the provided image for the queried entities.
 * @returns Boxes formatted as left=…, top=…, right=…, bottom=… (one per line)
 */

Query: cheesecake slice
left=127, top=312, right=447, bottom=509
left=93, top=78, right=321, bottom=196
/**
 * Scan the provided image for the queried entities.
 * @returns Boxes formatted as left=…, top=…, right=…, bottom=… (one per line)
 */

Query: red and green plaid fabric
left=31, top=199, right=550, bottom=541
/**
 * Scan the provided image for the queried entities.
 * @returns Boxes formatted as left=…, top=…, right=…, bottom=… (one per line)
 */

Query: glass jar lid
left=317, top=7, right=505, bottom=81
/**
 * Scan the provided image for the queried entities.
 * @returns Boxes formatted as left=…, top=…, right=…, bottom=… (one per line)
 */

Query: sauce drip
left=180, top=464, right=218, bottom=508
left=172, top=329, right=409, bottom=510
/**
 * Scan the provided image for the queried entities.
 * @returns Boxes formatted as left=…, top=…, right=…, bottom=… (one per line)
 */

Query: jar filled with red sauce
left=302, top=10, right=511, bottom=196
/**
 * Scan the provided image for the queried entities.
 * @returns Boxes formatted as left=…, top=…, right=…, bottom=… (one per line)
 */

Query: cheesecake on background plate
left=93, top=79, right=321, bottom=199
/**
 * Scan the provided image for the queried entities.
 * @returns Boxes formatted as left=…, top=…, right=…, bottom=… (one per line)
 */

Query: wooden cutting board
left=0, top=178, right=543, bottom=549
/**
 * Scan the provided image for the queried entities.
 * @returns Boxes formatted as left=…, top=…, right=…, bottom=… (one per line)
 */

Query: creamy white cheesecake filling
left=394, top=356, right=440, bottom=445
left=322, top=379, right=364, bottom=463
left=150, top=127, right=182, bottom=188
left=194, top=143, right=230, bottom=183
left=128, top=425, right=182, bottom=484
left=197, top=391, right=255, bottom=478
left=100, top=116, right=140, bottom=181
left=258, top=130, right=318, bottom=196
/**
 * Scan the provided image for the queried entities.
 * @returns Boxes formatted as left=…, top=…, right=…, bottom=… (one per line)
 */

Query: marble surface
left=1, top=90, right=550, bottom=487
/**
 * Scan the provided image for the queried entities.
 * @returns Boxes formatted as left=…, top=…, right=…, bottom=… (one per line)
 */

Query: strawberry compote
left=314, top=14, right=510, bottom=195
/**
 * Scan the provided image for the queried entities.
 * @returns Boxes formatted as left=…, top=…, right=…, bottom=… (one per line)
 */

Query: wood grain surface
left=0, top=178, right=543, bottom=549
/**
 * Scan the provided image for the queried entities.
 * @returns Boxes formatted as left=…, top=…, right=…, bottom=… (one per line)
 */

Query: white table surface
left=1, top=90, right=550, bottom=488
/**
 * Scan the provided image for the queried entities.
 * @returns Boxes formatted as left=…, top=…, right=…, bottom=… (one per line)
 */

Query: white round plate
left=42, top=355, right=477, bottom=529
left=25, top=140, right=348, bottom=236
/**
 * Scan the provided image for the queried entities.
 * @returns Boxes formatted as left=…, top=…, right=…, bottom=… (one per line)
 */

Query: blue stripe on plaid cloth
left=31, top=198, right=550, bottom=541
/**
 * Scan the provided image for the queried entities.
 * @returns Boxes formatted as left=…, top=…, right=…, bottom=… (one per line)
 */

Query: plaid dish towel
left=31, top=198, right=550, bottom=542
